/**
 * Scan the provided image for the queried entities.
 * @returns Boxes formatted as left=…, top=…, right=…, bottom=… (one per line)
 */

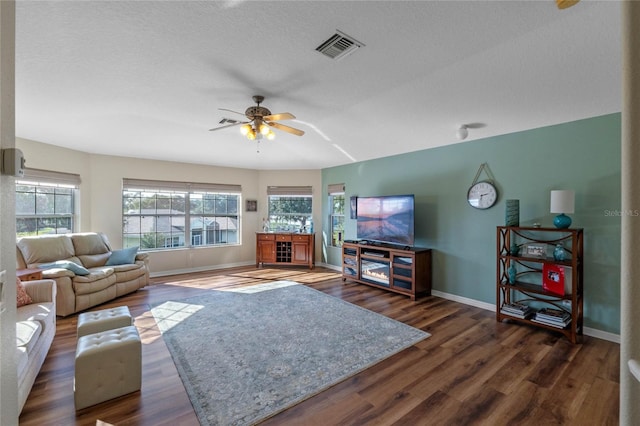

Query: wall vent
left=315, top=30, right=364, bottom=60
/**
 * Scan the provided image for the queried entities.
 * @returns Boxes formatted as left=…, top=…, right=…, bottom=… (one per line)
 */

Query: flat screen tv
left=356, top=194, right=415, bottom=246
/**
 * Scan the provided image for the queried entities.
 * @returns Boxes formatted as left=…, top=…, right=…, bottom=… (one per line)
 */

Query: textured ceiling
left=15, top=1, right=621, bottom=170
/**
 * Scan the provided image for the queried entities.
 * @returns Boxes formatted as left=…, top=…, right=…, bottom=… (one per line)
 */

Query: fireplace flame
left=364, top=270, right=389, bottom=281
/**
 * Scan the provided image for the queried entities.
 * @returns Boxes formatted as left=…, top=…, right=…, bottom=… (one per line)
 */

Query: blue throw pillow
left=106, top=246, right=139, bottom=266
left=39, top=260, right=90, bottom=276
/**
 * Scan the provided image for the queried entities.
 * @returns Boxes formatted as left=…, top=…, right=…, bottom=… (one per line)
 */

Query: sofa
left=16, top=232, right=149, bottom=317
left=17, top=278, right=56, bottom=413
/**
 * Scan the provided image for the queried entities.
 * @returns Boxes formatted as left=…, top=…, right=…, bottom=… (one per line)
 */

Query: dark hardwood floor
left=19, top=266, right=619, bottom=425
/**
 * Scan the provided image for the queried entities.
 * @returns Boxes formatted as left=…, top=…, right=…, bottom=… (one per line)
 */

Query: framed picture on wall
left=246, top=199, right=257, bottom=212
left=350, top=196, right=358, bottom=219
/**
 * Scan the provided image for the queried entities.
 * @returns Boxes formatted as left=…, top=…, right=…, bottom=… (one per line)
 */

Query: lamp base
left=553, top=213, right=572, bottom=229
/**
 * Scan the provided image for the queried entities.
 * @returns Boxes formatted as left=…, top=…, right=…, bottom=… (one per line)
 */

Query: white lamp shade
left=550, top=190, right=575, bottom=214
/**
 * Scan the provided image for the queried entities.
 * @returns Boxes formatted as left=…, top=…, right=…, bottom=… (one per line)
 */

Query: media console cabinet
left=341, top=241, right=432, bottom=300
left=256, top=232, right=315, bottom=270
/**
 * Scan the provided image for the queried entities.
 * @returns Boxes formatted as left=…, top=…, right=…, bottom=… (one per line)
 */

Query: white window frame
left=328, top=184, right=345, bottom=247
left=16, top=168, right=81, bottom=237
left=122, top=179, right=242, bottom=251
left=267, top=186, right=313, bottom=232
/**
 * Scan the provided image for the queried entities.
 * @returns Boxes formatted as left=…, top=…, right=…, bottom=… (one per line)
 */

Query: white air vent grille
left=316, top=30, right=363, bottom=60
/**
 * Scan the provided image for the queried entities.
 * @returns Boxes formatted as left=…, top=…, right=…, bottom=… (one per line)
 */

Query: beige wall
left=16, top=138, right=322, bottom=276
left=18, top=138, right=92, bottom=229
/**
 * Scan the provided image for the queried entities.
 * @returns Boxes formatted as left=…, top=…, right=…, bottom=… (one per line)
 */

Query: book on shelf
left=533, top=308, right=571, bottom=328
left=536, top=307, right=570, bottom=320
left=501, top=310, right=532, bottom=319
left=500, top=302, right=533, bottom=319
left=531, top=317, right=572, bottom=329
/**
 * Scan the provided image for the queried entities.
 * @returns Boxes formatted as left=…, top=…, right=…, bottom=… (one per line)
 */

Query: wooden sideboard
left=256, top=232, right=315, bottom=270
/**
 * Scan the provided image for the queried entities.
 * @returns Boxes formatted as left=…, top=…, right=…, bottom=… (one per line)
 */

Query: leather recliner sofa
left=16, top=232, right=149, bottom=317
left=17, top=279, right=56, bottom=413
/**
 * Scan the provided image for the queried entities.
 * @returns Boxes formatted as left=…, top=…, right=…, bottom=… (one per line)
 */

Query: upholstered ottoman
left=77, top=306, right=132, bottom=337
left=74, top=325, right=141, bottom=410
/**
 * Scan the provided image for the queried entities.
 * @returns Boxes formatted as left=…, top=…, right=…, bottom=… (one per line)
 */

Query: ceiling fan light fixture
left=240, top=124, right=252, bottom=136
left=211, top=95, right=304, bottom=141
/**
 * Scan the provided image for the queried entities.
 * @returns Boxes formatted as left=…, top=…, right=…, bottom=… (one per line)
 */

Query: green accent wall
left=322, top=113, right=621, bottom=334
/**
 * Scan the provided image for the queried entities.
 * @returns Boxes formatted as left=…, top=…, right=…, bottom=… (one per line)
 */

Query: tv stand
left=342, top=241, right=432, bottom=300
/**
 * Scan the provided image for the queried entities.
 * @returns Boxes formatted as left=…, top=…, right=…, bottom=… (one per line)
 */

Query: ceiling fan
left=209, top=95, right=305, bottom=140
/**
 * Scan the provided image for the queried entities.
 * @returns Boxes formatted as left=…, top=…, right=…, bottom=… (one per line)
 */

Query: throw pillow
left=16, top=278, right=33, bottom=307
left=39, top=260, right=91, bottom=276
left=106, top=246, right=139, bottom=266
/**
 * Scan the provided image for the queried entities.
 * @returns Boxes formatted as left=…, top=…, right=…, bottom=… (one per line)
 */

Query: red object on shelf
left=543, top=263, right=565, bottom=296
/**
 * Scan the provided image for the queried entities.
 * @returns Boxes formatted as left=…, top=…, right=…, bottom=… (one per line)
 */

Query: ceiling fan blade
left=219, top=108, right=247, bottom=118
left=267, top=121, right=305, bottom=136
left=263, top=112, right=295, bottom=121
left=209, top=122, right=246, bottom=131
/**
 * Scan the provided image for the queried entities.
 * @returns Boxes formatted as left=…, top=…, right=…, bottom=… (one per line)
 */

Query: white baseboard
left=431, top=289, right=620, bottom=344
left=431, top=290, right=495, bottom=312
left=583, top=327, right=620, bottom=343
left=149, top=260, right=256, bottom=278
left=319, top=262, right=341, bottom=272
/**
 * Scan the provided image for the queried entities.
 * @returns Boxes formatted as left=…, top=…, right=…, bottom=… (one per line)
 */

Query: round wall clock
left=467, top=181, right=498, bottom=209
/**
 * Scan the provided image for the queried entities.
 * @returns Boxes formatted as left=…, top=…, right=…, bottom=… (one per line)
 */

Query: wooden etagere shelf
left=496, top=226, right=584, bottom=343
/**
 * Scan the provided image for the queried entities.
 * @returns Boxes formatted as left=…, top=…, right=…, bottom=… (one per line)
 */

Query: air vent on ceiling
left=315, top=30, right=364, bottom=60
left=219, top=118, right=240, bottom=125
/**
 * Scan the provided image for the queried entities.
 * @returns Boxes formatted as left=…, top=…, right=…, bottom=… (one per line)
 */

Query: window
left=328, top=184, right=345, bottom=247
left=189, top=192, right=239, bottom=246
left=122, top=179, right=241, bottom=251
left=267, top=186, right=313, bottom=232
left=16, top=168, right=80, bottom=237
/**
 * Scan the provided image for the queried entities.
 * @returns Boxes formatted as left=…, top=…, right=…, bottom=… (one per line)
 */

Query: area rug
left=151, top=280, right=430, bottom=426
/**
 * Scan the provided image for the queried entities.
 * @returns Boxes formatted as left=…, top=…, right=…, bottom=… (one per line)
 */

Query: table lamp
left=550, top=190, right=575, bottom=229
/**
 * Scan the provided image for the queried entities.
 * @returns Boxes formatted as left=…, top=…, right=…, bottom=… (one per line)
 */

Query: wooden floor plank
left=483, top=380, right=546, bottom=425
left=19, top=266, right=619, bottom=425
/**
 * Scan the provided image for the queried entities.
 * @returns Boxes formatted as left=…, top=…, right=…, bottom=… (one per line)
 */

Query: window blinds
left=20, top=168, right=81, bottom=187
left=267, top=186, right=313, bottom=196
left=327, top=183, right=345, bottom=195
left=123, top=178, right=241, bottom=193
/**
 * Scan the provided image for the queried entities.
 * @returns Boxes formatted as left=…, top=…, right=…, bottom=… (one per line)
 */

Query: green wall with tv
left=322, top=113, right=621, bottom=335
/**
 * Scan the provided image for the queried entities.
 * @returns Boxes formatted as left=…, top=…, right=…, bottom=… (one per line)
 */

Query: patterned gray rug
left=151, top=280, right=430, bottom=426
